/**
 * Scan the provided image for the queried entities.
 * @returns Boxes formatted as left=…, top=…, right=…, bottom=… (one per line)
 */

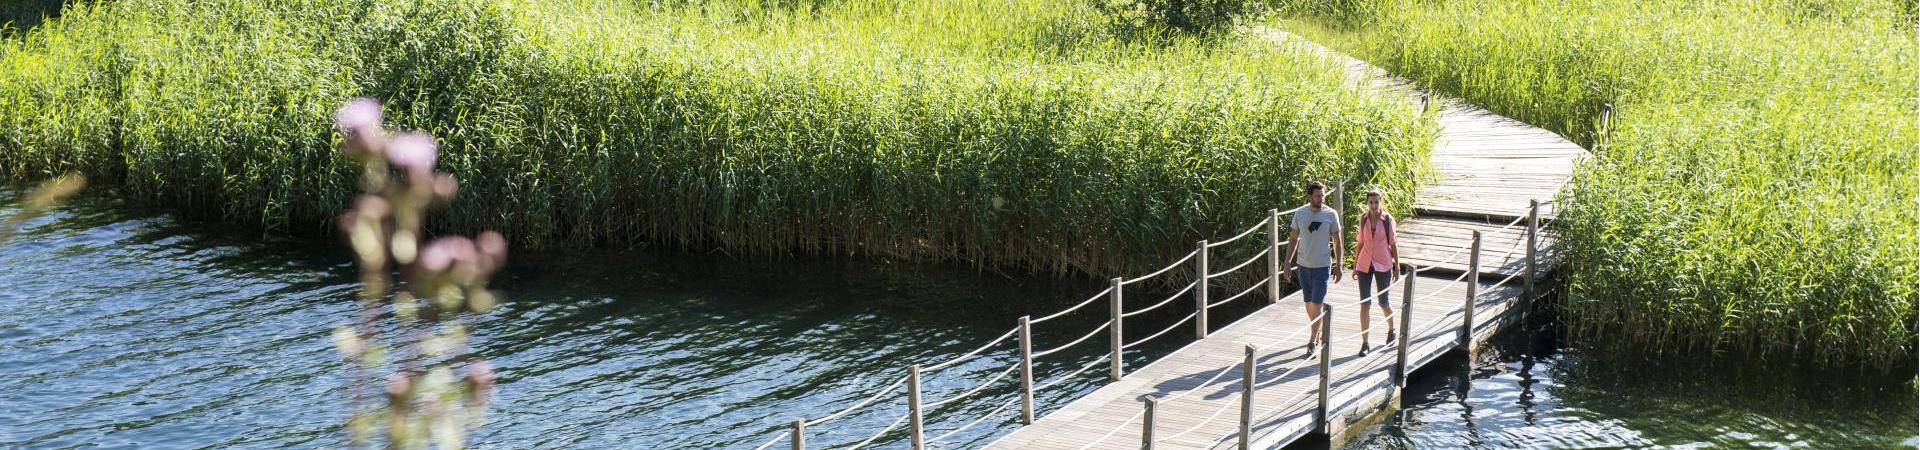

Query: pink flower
left=431, top=173, right=459, bottom=199
left=351, top=195, right=391, bottom=220
left=333, top=97, right=382, bottom=135
left=476, top=231, right=507, bottom=271
left=467, top=359, right=496, bottom=392
left=387, top=372, right=414, bottom=401
left=419, top=236, right=476, bottom=273
left=385, top=132, right=438, bottom=173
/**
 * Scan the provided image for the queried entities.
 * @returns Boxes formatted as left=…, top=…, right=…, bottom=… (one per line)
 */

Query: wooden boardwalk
left=982, top=29, right=1589, bottom=450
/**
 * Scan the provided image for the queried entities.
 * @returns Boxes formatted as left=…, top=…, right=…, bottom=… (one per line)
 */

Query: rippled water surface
left=1, top=190, right=1914, bottom=449
left=0, top=190, right=1198, bottom=449
left=1334, top=327, right=1918, bottom=450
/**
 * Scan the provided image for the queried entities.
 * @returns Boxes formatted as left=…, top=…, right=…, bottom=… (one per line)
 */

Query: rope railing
left=1207, top=275, right=1270, bottom=309
left=1207, top=217, right=1270, bottom=249
left=924, top=364, right=1018, bottom=409
left=922, top=327, right=1019, bottom=373
left=1034, top=353, right=1111, bottom=392
left=1205, top=216, right=1267, bottom=248
left=1120, top=281, right=1196, bottom=319
left=1475, top=236, right=1529, bottom=284
left=1411, top=303, right=1464, bottom=342
left=1414, top=269, right=1473, bottom=304
left=1075, top=308, right=1330, bottom=449
left=1144, top=311, right=1328, bottom=444
left=1390, top=212, right=1527, bottom=276
left=927, top=395, right=1021, bottom=444
left=1209, top=246, right=1270, bottom=278
left=1121, top=312, right=1197, bottom=350
left=1029, top=287, right=1111, bottom=325
left=803, top=374, right=910, bottom=427
left=766, top=196, right=1558, bottom=450
left=1239, top=376, right=1325, bottom=443
left=1068, top=351, right=1251, bottom=450
left=846, top=413, right=912, bottom=449
left=1086, top=339, right=1294, bottom=448
left=1123, top=249, right=1199, bottom=286
left=1253, top=306, right=1329, bottom=355
left=1330, top=271, right=1407, bottom=310
left=1153, top=389, right=1243, bottom=444
left=1327, top=307, right=1400, bottom=345
left=1074, top=201, right=1544, bottom=450
left=1031, top=322, right=1109, bottom=359
left=1162, top=344, right=1327, bottom=447
left=750, top=430, right=786, bottom=450
left=1486, top=266, right=1525, bottom=292
left=1324, top=341, right=1409, bottom=399
left=1069, top=408, right=1147, bottom=450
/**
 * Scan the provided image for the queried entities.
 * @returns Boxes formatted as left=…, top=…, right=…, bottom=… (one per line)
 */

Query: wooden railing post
left=1018, top=316, right=1035, bottom=424
left=1463, top=231, right=1481, bottom=348
left=1316, top=304, right=1333, bottom=434
left=790, top=419, right=805, bottom=450
left=1330, top=181, right=1344, bottom=225
left=1197, top=240, right=1210, bottom=339
left=1109, top=277, right=1125, bottom=381
left=1526, top=200, right=1539, bottom=305
left=1396, top=270, right=1414, bottom=387
left=1240, top=344, right=1256, bottom=450
left=1267, top=208, right=1282, bottom=304
left=908, top=365, right=925, bottom=450
left=1142, top=397, right=1157, bottom=450
left=1600, top=103, right=1614, bottom=149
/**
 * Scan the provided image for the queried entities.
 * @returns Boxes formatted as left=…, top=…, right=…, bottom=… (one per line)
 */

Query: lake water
left=1, top=190, right=1913, bottom=449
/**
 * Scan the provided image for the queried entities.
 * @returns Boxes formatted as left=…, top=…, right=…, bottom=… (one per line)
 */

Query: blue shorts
left=1296, top=265, right=1330, bottom=304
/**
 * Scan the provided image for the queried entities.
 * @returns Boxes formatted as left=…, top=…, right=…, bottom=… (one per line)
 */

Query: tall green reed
left=1273, top=0, right=1917, bottom=369
left=0, top=0, right=1433, bottom=281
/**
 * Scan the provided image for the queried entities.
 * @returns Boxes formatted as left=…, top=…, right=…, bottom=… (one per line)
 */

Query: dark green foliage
left=0, top=0, right=67, bottom=36
left=1092, top=0, right=1258, bottom=36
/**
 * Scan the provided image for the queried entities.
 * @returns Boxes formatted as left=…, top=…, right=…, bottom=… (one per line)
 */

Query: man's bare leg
left=1304, top=302, right=1323, bottom=353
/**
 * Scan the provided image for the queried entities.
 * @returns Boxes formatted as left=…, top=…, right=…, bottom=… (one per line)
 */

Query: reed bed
left=0, top=0, right=1433, bottom=279
left=1273, top=0, right=1917, bottom=369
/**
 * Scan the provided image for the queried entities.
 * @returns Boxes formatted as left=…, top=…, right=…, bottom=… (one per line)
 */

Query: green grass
left=1273, top=0, right=1917, bottom=369
left=0, top=0, right=1433, bottom=280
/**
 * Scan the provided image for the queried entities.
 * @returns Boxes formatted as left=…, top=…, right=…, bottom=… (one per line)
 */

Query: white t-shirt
left=1291, top=205, right=1340, bottom=268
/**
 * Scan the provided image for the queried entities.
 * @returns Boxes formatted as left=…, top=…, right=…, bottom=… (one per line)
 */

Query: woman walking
left=1353, top=189, right=1399, bottom=356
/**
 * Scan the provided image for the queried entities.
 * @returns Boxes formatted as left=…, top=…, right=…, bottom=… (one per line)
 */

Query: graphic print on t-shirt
left=1308, top=221, right=1322, bottom=233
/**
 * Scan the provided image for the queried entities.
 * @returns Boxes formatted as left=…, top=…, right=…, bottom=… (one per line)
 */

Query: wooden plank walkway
left=983, top=28, right=1589, bottom=450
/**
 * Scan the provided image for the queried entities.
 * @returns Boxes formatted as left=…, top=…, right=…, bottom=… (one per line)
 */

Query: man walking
left=1282, top=181, right=1343, bottom=357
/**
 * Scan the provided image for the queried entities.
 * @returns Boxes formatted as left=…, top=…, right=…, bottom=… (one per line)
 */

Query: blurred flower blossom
left=333, top=97, right=382, bottom=135
left=328, top=97, right=503, bottom=450
left=386, top=132, right=438, bottom=174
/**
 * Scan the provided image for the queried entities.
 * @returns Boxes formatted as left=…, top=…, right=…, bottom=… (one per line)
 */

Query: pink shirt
left=1354, top=212, right=1396, bottom=272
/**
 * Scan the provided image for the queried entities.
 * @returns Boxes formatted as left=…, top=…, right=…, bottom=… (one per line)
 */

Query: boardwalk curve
left=749, top=28, right=1590, bottom=450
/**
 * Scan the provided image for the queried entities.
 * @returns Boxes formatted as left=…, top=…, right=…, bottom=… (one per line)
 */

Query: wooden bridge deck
left=983, top=29, right=1588, bottom=450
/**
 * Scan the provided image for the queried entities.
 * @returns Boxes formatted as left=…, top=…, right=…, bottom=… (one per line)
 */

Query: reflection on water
left=0, top=189, right=1204, bottom=449
left=2, top=189, right=1913, bottom=449
left=1334, top=321, right=1918, bottom=449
